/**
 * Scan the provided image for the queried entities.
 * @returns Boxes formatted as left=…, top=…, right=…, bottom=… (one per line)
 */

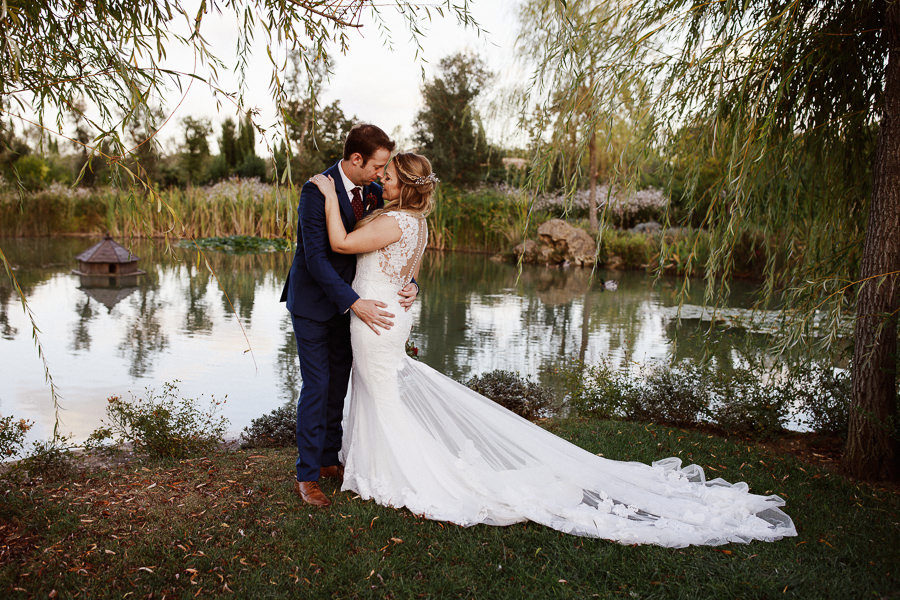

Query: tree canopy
left=414, top=52, right=497, bottom=187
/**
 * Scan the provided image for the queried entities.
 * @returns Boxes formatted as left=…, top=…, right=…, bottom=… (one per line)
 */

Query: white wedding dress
left=339, top=211, right=797, bottom=548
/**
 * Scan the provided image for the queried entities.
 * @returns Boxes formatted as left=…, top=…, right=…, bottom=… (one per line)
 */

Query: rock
left=605, top=255, right=625, bottom=270
left=536, top=219, right=597, bottom=266
left=513, top=240, right=539, bottom=263
left=630, top=220, right=662, bottom=234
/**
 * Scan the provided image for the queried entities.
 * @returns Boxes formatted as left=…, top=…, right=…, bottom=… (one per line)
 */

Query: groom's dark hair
left=343, top=124, right=395, bottom=162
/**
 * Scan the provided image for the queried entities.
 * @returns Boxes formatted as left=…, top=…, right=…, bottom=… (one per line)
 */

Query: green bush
left=636, top=363, right=711, bottom=426
left=18, top=436, right=75, bottom=478
left=563, top=358, right=857, bottom=439
left=564, top=361, right=641, bottom=419
left=710, top=369, right=789, bottom=439
left=239, top=402, right=295, bottom=449
left=601, top=230, right=655, bottom=268
left=12, top=154, right=49, bottom=191
left=790, top=364, right=852, bottom=437
left=465, top=370, right=554, bottom=421
left=0, top=415, right=32, bottom=459
left=87, top=381, right=228, bottom=459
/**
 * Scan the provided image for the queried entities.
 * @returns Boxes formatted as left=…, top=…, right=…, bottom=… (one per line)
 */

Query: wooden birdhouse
left=73, top=235, right=145, bottom=277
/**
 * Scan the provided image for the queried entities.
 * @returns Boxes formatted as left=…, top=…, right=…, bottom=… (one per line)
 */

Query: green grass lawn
left=1, top=418, right=897, bottom=599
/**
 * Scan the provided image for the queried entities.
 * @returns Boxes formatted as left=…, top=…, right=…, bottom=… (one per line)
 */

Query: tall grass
left=0, top=181, right=539, bottom=253
left=428, top=185, right=547, bottom=252
left=0, top=180, right=297, bottom=239
left=0, top=180, right=768, bottom=276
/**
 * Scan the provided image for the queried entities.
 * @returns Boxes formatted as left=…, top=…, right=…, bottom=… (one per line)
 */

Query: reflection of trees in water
left=416, top=252, right=637, bottom=380
left=70, top=296, right=95, bottom=351
left=181, top=250, right=290, bottom=326
left=0, top=285, right=18, bottom=339
left=415, top=251, right=500, bottom=379
left=183, top=264, right=214, bottom=334
left=275, top=313, right=301, bottom=403
left=117, top=276, right=169, bottom=379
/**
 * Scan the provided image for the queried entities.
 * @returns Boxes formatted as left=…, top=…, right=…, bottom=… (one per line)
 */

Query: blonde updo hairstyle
left=356, top=152, right=436, bottom=229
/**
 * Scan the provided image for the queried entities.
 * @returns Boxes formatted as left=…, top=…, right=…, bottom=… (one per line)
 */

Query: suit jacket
left=280, top=161, right=384, bottom=321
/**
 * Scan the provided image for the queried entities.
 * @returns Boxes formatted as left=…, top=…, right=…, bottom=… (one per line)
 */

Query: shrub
left=564, top=361, right=640, bottom=419
left=0, top=415, right=32, bottom=459
left=240, top=402, right=295, bottom=449
left=636, top=363, right=711, bottom=426
left=465, top=370, right=554, bottom=421
left=12, top=154, right=50, bottom=191
left=562, top=359, right=854, bottom=439
left=531, top=186, right=669, bottom=228
left=709, top=369, right=788, bottom=439
left=87, top=381, right=228, bottom=459
left=18, top=436, right=75, bottom=478
left=791, top=364, right=852, bottom=437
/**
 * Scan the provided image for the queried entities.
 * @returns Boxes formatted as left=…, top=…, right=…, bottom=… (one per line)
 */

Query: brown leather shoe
left=294, top=480, right=331, bottom=507
left=320, top=465, right=344, bottom=482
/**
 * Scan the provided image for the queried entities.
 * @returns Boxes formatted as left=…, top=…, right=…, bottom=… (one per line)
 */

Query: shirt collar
left=337, top=160, right=360, bottom=201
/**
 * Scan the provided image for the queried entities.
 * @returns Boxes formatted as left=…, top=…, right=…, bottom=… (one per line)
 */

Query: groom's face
left=348, top=147, right=392, bottom=186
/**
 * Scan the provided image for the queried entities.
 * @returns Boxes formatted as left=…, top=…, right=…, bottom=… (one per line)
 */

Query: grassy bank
left=2, top=416, right=896, bottom=599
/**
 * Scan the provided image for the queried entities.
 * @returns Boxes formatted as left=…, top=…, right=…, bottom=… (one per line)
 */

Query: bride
left=308, top=153, right=797, bottom=548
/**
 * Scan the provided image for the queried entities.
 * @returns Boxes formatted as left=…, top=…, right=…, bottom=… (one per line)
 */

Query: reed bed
left=0, top=180, right=298, bottom=240
left=0, top=180, right=540, bottom=253
left=0, top=180, right=764, bottom=277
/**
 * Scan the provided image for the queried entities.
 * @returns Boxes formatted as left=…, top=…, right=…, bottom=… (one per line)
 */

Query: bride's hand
left=309, top=174, right=337, bottom=200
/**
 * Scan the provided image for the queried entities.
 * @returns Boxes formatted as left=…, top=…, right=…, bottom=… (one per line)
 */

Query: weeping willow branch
left=0, top=245, right=63, bottom=439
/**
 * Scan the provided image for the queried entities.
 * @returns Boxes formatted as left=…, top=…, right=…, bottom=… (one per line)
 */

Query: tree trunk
left=588, top=65, right=599, bottom=233
left=843, top=2, right=900, bottom=481
left=588, top=129, right=599, bottom=232
left=579, top=286, right=593, bottom=363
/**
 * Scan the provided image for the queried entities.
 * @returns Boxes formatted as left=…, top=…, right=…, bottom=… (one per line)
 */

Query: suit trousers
left=291, top=311, right=352, bottom=482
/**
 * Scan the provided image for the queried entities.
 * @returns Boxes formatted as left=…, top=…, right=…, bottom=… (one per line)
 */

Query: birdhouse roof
left=76, top=236, right=140, bottom=263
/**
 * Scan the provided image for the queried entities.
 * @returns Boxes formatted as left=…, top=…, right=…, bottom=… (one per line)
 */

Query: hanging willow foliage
left=521, top=0, right=882, bottom=345
left=518, top=0, right=895, bottom=479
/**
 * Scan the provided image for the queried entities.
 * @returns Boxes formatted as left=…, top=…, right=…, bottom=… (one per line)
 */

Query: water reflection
left=0, top=237, right=816, bottom=444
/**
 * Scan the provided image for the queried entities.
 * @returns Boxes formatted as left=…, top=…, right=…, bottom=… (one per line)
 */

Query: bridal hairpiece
left=413, top=173, right=440, bottom=185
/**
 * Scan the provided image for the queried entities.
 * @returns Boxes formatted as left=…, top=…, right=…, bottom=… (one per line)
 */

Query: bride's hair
left=355, top=152, right=436, bottom=229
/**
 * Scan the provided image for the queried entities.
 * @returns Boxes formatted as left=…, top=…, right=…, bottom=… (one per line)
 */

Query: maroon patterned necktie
left=350, top=187, right=364, bottom=221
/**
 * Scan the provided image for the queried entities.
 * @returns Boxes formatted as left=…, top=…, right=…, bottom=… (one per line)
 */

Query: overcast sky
left=149, top=1, right=527, bottom=154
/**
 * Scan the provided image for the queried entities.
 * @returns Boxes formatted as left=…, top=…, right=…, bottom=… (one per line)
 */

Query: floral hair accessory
left=413, top=173, right=440, bottom=185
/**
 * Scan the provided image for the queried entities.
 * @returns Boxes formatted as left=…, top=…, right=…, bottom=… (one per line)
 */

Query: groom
left=280, top=124, right=419, bottom=507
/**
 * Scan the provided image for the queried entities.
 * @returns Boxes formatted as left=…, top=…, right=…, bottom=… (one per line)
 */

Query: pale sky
left=151, top=1, right=527, bottom=154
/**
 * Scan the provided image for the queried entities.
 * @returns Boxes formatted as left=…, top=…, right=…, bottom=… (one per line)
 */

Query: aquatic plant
left=181, top=235, right=292, bottom=254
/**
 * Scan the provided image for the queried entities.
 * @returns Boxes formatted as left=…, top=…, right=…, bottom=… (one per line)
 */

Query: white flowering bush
left=201, top=177, right=275, bottom=204
left=508, top=185, right=669, bottom=228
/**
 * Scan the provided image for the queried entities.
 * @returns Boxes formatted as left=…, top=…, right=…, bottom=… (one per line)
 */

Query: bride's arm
left=309, top=174, right=401, bottom=254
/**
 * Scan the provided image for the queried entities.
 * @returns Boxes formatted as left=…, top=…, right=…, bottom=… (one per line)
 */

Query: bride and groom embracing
left=281, top=124, right=797, bottom=548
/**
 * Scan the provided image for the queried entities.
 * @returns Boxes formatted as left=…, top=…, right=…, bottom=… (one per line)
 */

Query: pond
left=0, top=237, right=815, bottom=446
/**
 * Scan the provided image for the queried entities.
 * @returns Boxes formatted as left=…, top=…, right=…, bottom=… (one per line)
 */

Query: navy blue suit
left=280, top=161, right=383, bottom=482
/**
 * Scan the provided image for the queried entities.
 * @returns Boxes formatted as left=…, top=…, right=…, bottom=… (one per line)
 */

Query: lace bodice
left=356, top=211, right=427, bottom=288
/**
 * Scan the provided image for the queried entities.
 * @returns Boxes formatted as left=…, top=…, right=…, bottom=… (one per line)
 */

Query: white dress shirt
left=337, top=160, right=360, bottom=205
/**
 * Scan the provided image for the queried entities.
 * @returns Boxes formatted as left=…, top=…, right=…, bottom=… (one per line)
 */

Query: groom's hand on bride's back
left=351, top=299, right=395, bottom=334
left=398, top=283, right=418, bottom=311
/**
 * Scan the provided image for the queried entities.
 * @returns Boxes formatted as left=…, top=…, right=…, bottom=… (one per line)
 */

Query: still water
left=1, top=237, right=792, bottom=445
